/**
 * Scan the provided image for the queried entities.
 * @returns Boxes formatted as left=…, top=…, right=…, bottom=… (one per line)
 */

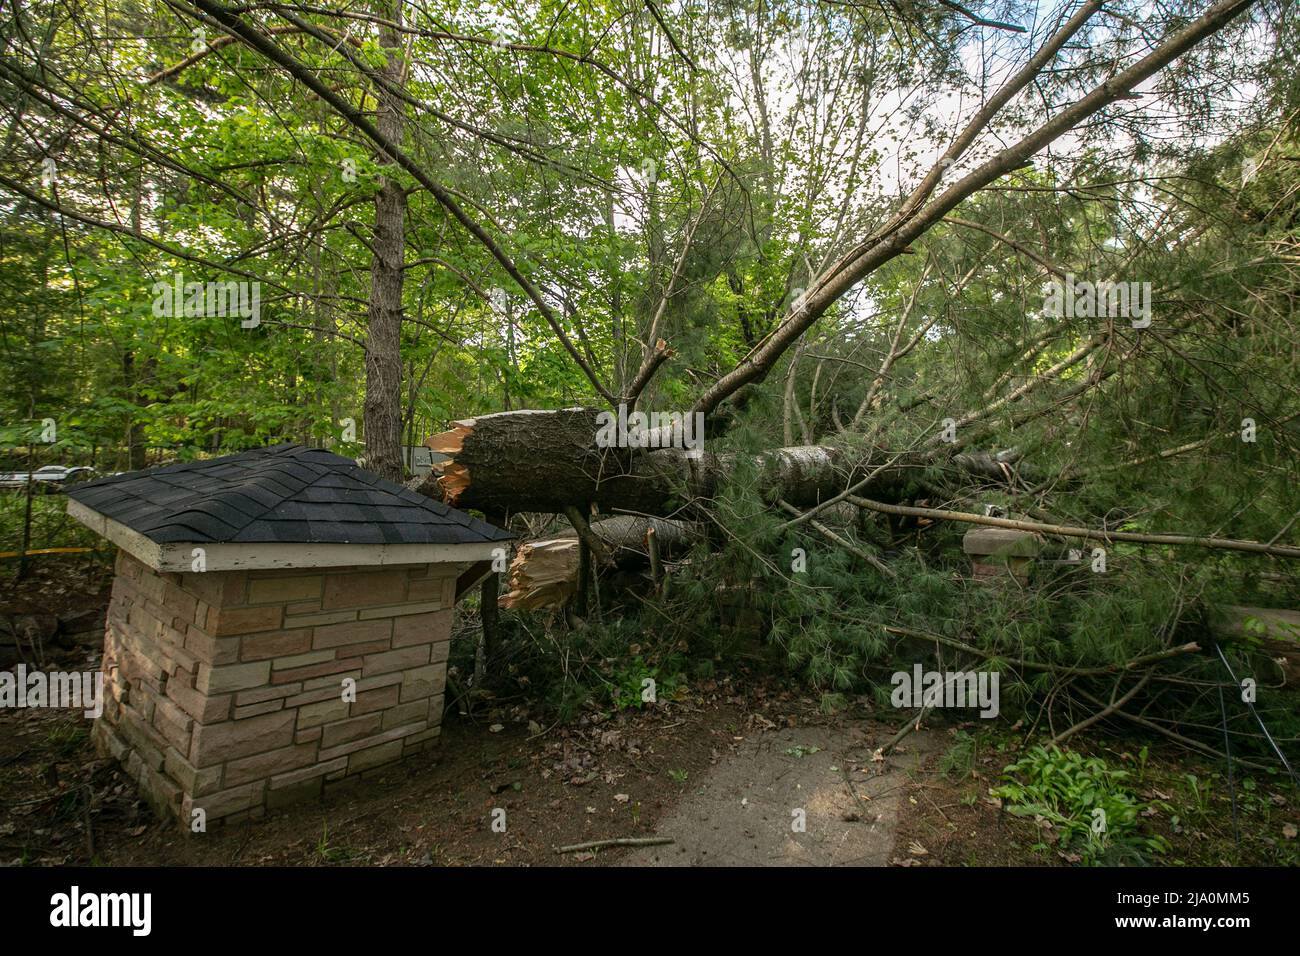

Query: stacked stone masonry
left=94, top=550, right=459, bottom=826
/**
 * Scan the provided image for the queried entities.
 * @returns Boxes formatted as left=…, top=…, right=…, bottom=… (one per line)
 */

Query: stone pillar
left=962, top=527, right=1041, bottom=583
left=94, top=551, right=460, bottom=827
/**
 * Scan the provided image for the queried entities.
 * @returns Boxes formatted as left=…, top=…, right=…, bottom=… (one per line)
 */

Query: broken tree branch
left=851, top=498, right=1300, bottom=560
left=564, top=505, right=616, bottom=569
left=777, top=499, right=896, bottom=578
left=1049, top=669, right=1154, bottom=747
left=879, top=622, right=1202, bottom=676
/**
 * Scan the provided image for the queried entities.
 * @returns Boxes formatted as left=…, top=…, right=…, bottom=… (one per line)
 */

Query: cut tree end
left=424, top=420, right=475, bottom=505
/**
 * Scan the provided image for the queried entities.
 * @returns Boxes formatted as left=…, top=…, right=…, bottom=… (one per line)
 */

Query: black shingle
left=394, top=523, right=437, bottom=544
left=150, top=526, right=204, bottom=544
left=321, top=521, right=385, bottom=544
left=268, top=502, right=308, bottom=520
left=68, top=444, right=512, bottom=546
left=185, top=499, right=250, bottom=529
left=231, top=519, right=284, bottom=542
left=165, top=511, right=242, bottom=540
left=299, top=486, right=347, bottom=503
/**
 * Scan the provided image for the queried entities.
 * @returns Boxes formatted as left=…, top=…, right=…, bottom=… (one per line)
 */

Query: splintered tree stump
left=500, top=538, right=581, bottom=610
left=425, top=420, right=473, bottom=501
left=498, top=515, right=700, bottom=610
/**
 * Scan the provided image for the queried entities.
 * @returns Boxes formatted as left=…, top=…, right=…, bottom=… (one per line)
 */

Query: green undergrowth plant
left=940, top=729, right=979, bottom=778
left=609, top=655, right=683, bottom=711
left=991, top=744, right=1171, bottom=865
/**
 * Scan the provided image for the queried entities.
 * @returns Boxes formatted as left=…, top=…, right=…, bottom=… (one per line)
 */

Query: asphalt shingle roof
left=68, top=444, right=512, bottom=546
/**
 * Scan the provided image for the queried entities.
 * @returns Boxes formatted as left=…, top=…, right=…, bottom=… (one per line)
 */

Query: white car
left=0, top=465, right=97, bottom=490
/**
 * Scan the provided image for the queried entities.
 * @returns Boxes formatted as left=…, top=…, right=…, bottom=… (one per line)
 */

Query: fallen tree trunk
left=1211, top=605, right=1300, bottom=680
left=416, top=408, right=1021, bottom=517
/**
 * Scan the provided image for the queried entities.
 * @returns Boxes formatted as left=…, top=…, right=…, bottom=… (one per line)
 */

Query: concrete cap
left=962, top=526, right=1041, bottom=558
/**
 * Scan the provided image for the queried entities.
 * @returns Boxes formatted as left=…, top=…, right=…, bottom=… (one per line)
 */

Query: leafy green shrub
left=991, top=745, right=1170, bottom=865
left=0, top=490, right=101, bottom=555
left=609, top=656, right=681, bottom=710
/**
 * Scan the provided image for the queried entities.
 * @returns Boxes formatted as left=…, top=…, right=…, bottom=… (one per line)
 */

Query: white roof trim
left=68, top=499, right=502, bottom=572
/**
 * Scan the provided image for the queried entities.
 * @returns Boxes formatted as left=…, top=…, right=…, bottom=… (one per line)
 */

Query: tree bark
left=362, top=4, right=407, bottom=483
left=123, top=351, right=155, bottom=471
left=417, top=408, right=1020, bottom=517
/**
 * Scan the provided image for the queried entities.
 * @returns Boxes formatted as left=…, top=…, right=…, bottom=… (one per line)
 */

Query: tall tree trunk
left=122, top=350, right=151, bottom=471
left=363, top=5, right=407, bottom=483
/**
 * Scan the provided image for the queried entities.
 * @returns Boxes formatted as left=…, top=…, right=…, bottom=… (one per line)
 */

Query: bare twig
left=1049, top=669, right=1154, bottom=747
left=556, top=836, right=674, bottom=853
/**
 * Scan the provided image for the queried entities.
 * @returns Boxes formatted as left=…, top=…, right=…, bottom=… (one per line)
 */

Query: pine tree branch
left=851, top=498, right=1300, bottom=560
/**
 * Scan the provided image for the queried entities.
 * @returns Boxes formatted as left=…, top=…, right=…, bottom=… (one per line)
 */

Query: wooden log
left=1211, top=605, right=1300, bottom=679
left=416, top=408, right=1021, bottom=517
left=588, top=514, right=699, bottom=560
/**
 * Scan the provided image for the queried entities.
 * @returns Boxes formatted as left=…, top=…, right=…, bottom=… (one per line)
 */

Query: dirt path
left=1, top=570, right=941, bottom=869
left=621, top=723, right=937, bottom=866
